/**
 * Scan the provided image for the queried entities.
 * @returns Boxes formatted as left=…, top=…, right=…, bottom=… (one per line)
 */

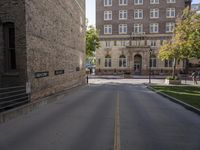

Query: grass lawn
left=151, top=86, right=200, bottom=109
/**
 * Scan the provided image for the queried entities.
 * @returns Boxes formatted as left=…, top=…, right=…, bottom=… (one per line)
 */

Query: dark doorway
left=134, top=54, right=142, bottom=75
left=3, top=22, right=16, bottom=72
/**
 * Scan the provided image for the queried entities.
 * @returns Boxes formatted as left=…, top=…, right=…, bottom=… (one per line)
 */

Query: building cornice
left=99, top=34, right=173, bottom=39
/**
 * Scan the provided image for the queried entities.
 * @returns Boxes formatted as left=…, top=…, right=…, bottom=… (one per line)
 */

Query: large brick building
left=96, top=0, right=192, bottom=75
left=0, top=0, right=85, bottom=100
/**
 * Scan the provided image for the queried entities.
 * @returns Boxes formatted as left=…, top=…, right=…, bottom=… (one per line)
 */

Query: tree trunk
left=172, top=58, right=177, bottom=79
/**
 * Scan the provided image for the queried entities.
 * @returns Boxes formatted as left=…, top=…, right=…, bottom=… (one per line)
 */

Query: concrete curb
left=146, top=84, right=200, bottom=116
left=0, top=84, right=85, bottom=124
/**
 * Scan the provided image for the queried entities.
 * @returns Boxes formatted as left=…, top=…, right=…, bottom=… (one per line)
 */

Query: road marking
left=114, top=91, right=121, bottom=150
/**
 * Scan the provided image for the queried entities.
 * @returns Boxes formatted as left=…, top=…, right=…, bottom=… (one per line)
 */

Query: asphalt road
left=0, top=82, right=200, bottom=150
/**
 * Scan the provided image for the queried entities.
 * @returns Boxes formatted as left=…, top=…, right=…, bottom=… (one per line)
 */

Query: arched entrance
left=134, top=54, right=142, bottom=75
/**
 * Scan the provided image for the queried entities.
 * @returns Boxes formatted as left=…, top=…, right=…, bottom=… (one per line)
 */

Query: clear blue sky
left=86, top=0, right=96, bottom=26
left=86, top=0, right=200, bottom=26
left=193, top=0, right=200, bottom=3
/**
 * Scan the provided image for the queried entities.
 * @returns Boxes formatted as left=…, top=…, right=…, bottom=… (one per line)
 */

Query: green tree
left=188, top=14, right=200, bottom=59
left=159, top=7, right=200, bottom=78
left=86, top=25, right=100, bottom=58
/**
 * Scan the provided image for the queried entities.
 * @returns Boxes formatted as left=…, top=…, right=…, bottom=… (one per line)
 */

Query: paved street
left=0, top=79, right=200, bottom=150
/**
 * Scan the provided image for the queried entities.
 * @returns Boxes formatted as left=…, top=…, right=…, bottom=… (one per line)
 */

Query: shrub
left=124, top=72, right=131, bottom=75
left=166, top=76, right=179, bottom=80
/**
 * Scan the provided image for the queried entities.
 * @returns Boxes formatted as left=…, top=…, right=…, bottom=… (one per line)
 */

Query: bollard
left=86, top=69, right=90, bottom=84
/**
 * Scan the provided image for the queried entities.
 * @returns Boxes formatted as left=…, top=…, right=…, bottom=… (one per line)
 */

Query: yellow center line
left=114, top=91, right=121, bottom=150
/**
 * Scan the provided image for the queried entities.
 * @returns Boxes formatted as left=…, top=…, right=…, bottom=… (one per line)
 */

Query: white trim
left=166, top=8, right=176, bottom=18
left=134, top=9, right=143, bottom=19
left=119, top=0, right=128, bottom=5
left=134, top=0, right=143, bottom=5
left=150, top=0, right=159, bottom=4
left=104, top=0, right=112, bottom=6
left=167, top=0, right=176, bottom=4
left=119, top=10, right=128, bottom=20
left=104, top=11, right=112, bottom=20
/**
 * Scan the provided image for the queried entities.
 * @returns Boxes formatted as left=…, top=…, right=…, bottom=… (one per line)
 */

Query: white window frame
left=119, top=10, right=128, bottom=20
left=104, top=25, right=112, bottom=34
left=119, top=55, right=127, bottom=67
left=104, top=0, right=112, bottom=6
left=150, top=57, right=157, bottom=67
left=167, top=0, right=176, bottom=3
left=120, top=41, right=127, bottom=46
left=166, top=8, right=176, bottom=18
left=105, top=56, right=112, bottom=67
left=149, top=40, right=157, bottom=47
left=165, top=59, right=172, bottom=67
left=150, top=0, right=159, bottom=4
left=134, top=9, right=143, bottom=19
left=166, top=22, right=175, bottom=33
left=134, top=24, right=143, bottom=33
left=104, top=11, right=112, bottom=20
left=119, top=0, right=128, bottom=5
left=105, top=41, right=111, bottom=48
left=119, top=24, right=127, bottom=34
left=150, top=23, right=159, bottom=33
left=134, top=0, right=143, bottom=5
left=150, top=9, right=159, bottom=19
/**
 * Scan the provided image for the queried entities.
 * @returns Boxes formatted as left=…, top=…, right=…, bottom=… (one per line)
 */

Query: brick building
left=0, top=0, right=85, bottom=100
left=96, top=0, right=191, bottom=75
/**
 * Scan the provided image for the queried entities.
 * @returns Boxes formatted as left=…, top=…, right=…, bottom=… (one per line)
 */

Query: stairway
left=0, top=86, right=29, bottom=112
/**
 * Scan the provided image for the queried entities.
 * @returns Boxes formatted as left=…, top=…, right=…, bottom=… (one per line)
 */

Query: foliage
left=175, top=8, right=200, bottom=59
left=159, top=7, right=200, bottom=77
left=159, top=7, right=200, bottom=61
left=124, top=72, right=131, bottom=75
left=188, top=15, right=200, bottom=59
left=86, top=25, right=100, bottom=58
left=166, top=76, right=179, bottom=80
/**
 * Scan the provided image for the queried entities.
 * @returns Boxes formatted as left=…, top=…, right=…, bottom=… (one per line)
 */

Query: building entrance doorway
left=134, top=63, right=141, bottom=74
left=134, top=54, right=142, bottom=75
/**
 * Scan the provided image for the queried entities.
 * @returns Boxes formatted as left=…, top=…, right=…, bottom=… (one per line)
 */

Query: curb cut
left=146, top=84, right=200, bottom=116
left=0, top=84, right=85, bottom=124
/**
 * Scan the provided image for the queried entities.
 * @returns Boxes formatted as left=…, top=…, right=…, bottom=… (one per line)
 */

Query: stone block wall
left=25, top=0, right=86, bottom=100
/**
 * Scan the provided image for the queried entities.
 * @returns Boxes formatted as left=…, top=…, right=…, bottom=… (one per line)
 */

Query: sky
left=86, top=0, right=200, bottom=26
left=86, top=0, right=96, bottom=26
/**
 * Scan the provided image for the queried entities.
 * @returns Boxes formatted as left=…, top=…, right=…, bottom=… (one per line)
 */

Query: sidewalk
left=88, top=74, right=199, bottom=86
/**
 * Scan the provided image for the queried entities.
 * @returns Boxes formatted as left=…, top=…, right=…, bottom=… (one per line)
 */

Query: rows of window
left=104, top=0, right=176, bottom=6
left=103, top=39, right=169, bottom=48
left=102, top=55, right=173, bottom=68
left=104, top=8, right=175, bottom=21
left=104, top=55, right=128, bottom=67
left=104, top=22, right=175, bottom=34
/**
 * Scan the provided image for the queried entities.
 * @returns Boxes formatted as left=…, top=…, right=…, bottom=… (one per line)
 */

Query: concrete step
left=0, top=86, right=29, bottom=112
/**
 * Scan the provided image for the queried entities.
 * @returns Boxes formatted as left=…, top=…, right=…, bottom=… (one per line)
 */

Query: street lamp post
left=149, top=47, right=153, bottom=84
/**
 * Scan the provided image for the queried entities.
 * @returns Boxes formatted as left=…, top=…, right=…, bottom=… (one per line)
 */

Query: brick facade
left=0, top=0, right=86, bottom=100
left=96, top=0, right=191, bottom=75
left=0, top=0, right=27, bottom=85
